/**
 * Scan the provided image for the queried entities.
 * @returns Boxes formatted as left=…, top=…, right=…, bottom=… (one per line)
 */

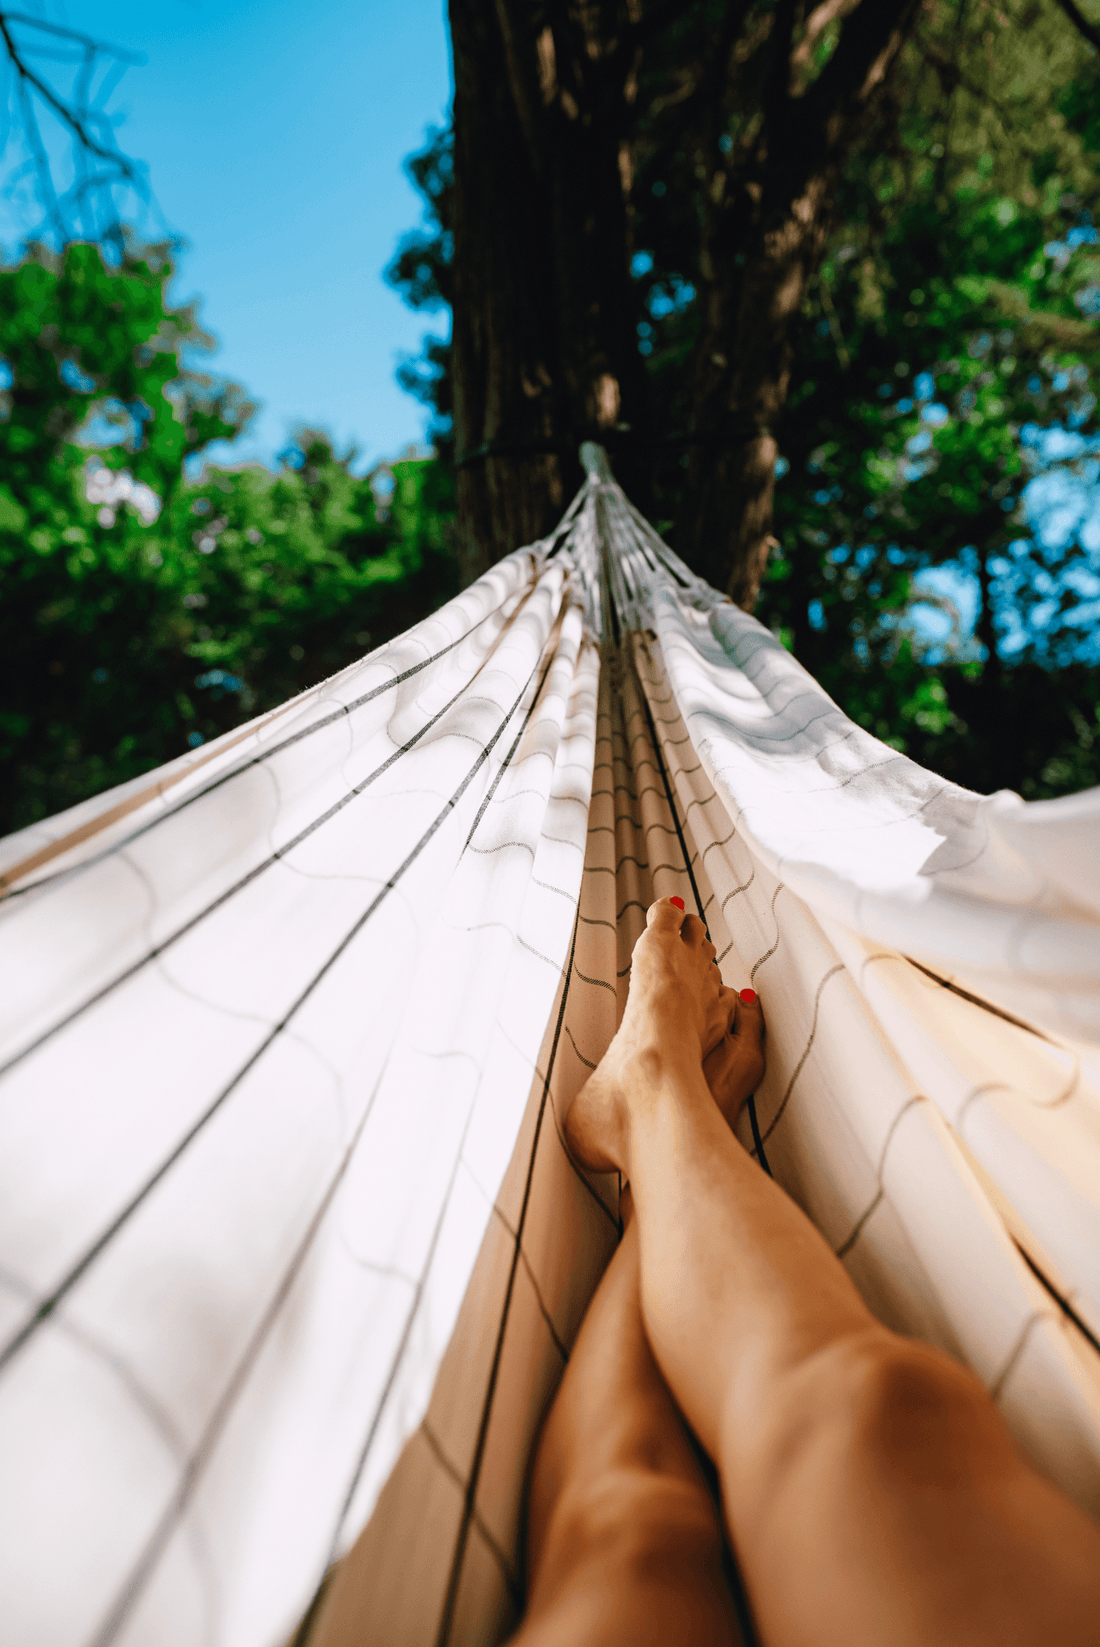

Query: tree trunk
left=447, top=0, right=920, bottom=601
left=448, top=0, right=651, bottom=584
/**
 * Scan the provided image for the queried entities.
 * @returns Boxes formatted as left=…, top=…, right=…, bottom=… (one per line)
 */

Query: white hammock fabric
left=2, top=447, right=1099, bottom=1647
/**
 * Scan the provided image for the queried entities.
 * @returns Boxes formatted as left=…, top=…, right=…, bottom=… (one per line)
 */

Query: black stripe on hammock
left=1012, top=1242, right=1100, bottom=1361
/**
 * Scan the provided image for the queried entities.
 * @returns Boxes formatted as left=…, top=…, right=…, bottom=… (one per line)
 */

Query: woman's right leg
left=566, top=897, right=1100, bottom=1647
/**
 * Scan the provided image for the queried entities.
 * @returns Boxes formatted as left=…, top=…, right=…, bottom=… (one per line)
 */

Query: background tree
left=0, top=240, right=458, bottom=834
left=392, top=0, right=1100, bottom=797
left=0, top=13, right=463, bottom=835
left=442, top=0, right=922, bottom=591
left=442, top=0, right=653, bottom=581
left=754, top=0, right=1100, bottom=794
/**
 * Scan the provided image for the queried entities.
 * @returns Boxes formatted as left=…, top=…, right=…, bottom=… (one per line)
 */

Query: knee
left=540, top=1467, right=722, bottom=1587
left=822, top=1334, right=1013, bottom=1489
left=741, top=1331, right=1012, bottom=1520
left=617, top=1471, right=725, bottom=1578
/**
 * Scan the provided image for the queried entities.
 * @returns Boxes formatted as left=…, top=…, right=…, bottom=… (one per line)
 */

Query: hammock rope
left=1, top=447, right=1098, bottom=1647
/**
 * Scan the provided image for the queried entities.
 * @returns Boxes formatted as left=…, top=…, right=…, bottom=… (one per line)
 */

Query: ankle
left=622, top=1037, right=704, bottom=1094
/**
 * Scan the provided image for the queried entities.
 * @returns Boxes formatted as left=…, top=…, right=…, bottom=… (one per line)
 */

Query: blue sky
left=1, top=0, right=453, bottom=470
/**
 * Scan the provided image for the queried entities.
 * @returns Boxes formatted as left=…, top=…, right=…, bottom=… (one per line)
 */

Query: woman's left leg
left=508, top=1200, right=738, bottom=1647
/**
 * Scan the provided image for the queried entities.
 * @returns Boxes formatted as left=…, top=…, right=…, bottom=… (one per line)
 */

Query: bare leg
left=565, top=897, right=1100, bottom=1647
left=509, top=1201, right=739, bottom=1647
left=509, top=977, right=761, bottom=1647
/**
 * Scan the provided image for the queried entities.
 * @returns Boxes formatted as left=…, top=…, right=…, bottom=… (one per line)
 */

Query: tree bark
left=448, top=0, right=651, bottom=584
left=447, top=0, right=920, bottom=603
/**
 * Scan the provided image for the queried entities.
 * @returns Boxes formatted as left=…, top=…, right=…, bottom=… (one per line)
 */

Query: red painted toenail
left=670, top=896, right=685, bottom=910
left=739, top=988, right=757, bottom=1004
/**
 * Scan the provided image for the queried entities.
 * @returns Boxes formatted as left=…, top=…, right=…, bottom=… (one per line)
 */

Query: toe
left=647, top=896, right=688, bottom=931
left=737, top=986, right=764, bottom=1024
left=703, top=983, right=738, bottom=1056
left=703, top=989, right=767, bottom=1121
left=732, top=990, right=766, bottom=1076
left=680, top=913, right=708, bottom=948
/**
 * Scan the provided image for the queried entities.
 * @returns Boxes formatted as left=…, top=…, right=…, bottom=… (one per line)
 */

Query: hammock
left=1, top=445, right=1098, bottom=1647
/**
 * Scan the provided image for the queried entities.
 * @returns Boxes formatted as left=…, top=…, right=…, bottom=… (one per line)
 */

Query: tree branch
left=790, top=0, right=863, bottom=92
left=704, top=0, right=756, bottom=149
left=0, top=15, right=137, bottom=175
left=0, top=8, right=147, bottom=240
left=795, top=0, right=921, bottom=172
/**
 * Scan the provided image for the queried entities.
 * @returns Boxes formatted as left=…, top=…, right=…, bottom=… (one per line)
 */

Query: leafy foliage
left=0, top=241, right=457, bottom=834
left=751, top=0, right=1100, bottom=795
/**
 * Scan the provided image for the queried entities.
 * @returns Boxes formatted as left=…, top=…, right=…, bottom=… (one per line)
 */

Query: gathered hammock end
left=579, top=441, right=616, bottom=485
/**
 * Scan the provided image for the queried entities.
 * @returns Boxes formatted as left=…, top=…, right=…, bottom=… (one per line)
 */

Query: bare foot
left=564, top=898, right=762, bottom=1174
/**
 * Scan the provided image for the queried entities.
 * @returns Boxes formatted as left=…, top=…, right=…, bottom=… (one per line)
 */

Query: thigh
left=737, top=1335, right=1100, bottom=1647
